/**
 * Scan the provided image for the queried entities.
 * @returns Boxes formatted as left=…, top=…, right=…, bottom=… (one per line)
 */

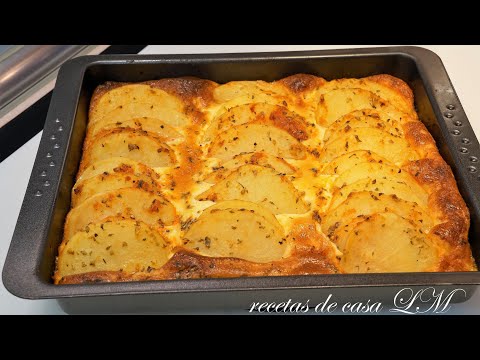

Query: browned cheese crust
left=399, top=109, right=473, bottom=271
left=368, top=74, right=415, bottom=109
left=55, top=74, right=476, bottom=285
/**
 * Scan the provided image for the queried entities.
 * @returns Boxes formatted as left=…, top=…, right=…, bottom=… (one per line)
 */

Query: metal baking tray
left=3, top=46, right=480, bottom=314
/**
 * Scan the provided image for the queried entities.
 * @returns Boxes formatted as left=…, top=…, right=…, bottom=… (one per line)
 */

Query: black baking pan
left=3, top=46, right=480, bottom=314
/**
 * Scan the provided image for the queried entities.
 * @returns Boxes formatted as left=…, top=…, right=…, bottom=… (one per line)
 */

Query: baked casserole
left=54, top=74, right=477, bottom=284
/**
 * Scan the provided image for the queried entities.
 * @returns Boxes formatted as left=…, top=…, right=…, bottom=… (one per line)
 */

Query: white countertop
left=1, top=45, right=479, bottom=315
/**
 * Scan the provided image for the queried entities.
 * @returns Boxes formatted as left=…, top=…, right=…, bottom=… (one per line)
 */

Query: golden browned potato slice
left=88, top=117, right=183, bottom=140
left=329, top=177, right=428, bottom=210
left=64, top=188, right=176, bottom=242
left=317, top=76, right=415, bottom=117
left=203, top=152, right=296, bottom=183
left=332, top=162, right=428, bottom=203
left=183, top=202, right=286, bottom=262
left=341, top=213, right=439, bottom=273
left=203, top=200, right=285, bottom=235
left=80, top=128, right=176, bottom=173
left=320, top=150, right=393, bottom=175
left=90, top=85, right=189, bottom=126
left=197, top=165, right=309, bottom=214
left=77, top=157, right=160, bottom=183
left=323, top=109, right=403, bottom=144
left=321, top=191, right=433, bottom=237
left=93, top=102, right=188, bottom=128
left=327, top=216, right=367, bottom=252
left=72, top=163, right=163, bottom=208
left=316, top=88, right=411, bottom=127
left=319, top=128, right=418, bottom=164
left=213, top=81, right=290, bottom=104
left=208, top=124, right=306, bottom=161
left=203, top=103, right=309, bottom=143
left=56, top=219, right=171, bottom=280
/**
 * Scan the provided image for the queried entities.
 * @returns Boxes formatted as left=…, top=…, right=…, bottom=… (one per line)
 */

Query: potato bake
left=54, top=74, right=477, bottom=284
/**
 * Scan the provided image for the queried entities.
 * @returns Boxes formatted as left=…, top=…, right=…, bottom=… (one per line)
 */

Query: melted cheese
left=150, top=93, right=341, bottom=258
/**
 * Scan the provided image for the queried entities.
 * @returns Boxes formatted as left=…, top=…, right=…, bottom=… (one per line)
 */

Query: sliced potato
left=319, top=127, right=418, bottom=164
left=72, top=163, right=163, bottom=208
left=331, top=161, right=414, bottom=188
left=203, top=103, right=309, bottom=143
left=213, top=80, right=290, bottom=103
left=332, top=162, right=428, bottom=204
left=197, top=165, right=309, bottom=214
left=90, top=84, right=189, bottom=126
left=211, top=81, right=311, bottom=120
left=317, top=76, right=415, bottom=117
left=328, top=216, right=367, bottom=252
left=203, top=200, right=285, bottom=235
left=183, top=202, right=286, bottom=262
left=322, top=191, right=432, bottom=237
left=204, top=152, right=295, bottom=183
left=341, top=213, right=438, bottom=273
left=64, top=188, right=176, bottom=242
left=77, top=157, right=160, bottom=183
left=323, top=109, right=403, bottom=144
left=80, top=128, right=176, bottom=173
left=330, top=177, right=428, bottom=210
left=56, top=219, right=171, bottom=279
left=320, top=150, right=393, bottom=175
left=208, top=124, right=306, bottom=161
left=316, top=88, right=411, bottom=126
left=88, top=117, right=183, bottom=140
